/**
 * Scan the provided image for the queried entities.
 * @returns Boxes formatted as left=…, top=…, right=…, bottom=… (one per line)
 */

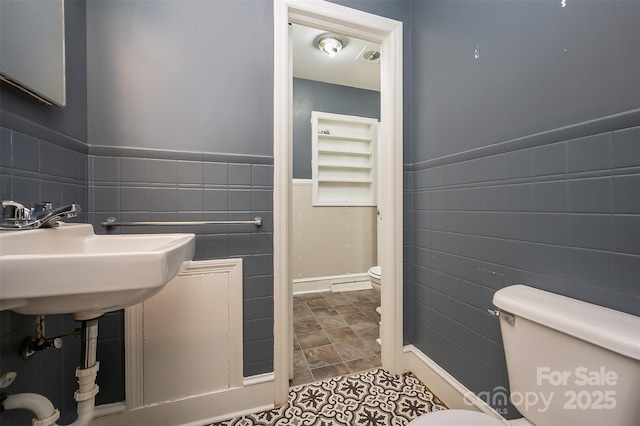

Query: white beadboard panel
left=292, top=180, right=377, bottom=279
left=141, top=259, right=243, bottom=405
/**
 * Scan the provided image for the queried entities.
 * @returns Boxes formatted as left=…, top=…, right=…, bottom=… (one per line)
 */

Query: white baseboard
left=93, top=401, right=126, bottom=418
left=293, top=273, right=371, bottom=295
left=402, top=345, right=507, bottom=422
left=90, top=378, right=274, bottom=426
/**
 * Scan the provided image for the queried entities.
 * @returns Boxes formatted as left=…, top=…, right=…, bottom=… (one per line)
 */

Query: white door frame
left=273, top=0, right=404, bottom=403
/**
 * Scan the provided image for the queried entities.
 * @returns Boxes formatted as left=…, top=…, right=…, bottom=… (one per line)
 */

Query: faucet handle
left=1, top=201, right=31, bottom=222
left=33, top=202, right=54, bottom=214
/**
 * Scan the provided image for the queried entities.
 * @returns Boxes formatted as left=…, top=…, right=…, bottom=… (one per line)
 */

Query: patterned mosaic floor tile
left=212, top=368, right=447, bottom=426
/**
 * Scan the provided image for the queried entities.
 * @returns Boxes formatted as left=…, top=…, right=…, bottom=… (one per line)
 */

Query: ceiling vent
left=355, top=46, right=381, bottom=64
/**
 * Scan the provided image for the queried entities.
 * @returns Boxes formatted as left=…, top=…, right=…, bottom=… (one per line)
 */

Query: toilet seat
left=368, top=265, right=381, bottom=279
left=408, top=409, right=506, bottom=426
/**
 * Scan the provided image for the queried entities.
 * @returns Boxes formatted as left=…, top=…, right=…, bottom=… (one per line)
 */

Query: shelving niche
left=311, top=111, right=378, bottom=206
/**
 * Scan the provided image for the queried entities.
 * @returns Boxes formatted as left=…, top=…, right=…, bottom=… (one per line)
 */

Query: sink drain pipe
left=1, top=319, right=100, bottom=426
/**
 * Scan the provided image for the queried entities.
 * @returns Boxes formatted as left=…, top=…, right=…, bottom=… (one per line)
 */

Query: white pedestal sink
left=0, top=223, right=195, bottom=320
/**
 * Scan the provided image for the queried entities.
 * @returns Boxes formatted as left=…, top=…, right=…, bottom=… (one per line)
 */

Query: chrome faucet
left=1, top=201, right=81, bottom=230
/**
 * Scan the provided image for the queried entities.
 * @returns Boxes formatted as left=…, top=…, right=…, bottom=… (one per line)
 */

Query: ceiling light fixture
left=317, top=35, right=343, bottom=57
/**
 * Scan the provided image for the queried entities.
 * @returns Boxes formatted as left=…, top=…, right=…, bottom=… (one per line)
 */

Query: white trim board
left=293, top=272, right=372, bottom=294
left=402, top=345, right=508, bottom=423
left=91, top=379, right=275, bottom=426
left=123, top=259, right=244, bottom=411
left=274, top=0, right=404, bottom=404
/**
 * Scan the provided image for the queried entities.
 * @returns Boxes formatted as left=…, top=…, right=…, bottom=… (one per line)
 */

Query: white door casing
left=273, top=0, right=403, bottom=404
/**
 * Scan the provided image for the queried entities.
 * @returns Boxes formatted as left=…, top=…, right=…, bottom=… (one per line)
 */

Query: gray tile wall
left=0, top=127, right=88, bottom=210
left=0, top=127, right=124, bottom=424
left=408, top=122, right=640, bottom=417
left=89, top=150, right=274, bottom=376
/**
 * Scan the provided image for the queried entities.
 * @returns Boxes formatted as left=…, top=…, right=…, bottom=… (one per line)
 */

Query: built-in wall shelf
left=312, top=111, right=378, bottom=206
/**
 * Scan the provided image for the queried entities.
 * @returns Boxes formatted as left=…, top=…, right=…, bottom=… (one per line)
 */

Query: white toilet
left=368, top=265, right=381, bottom=290
left=409, top=284, right=640, bottom=426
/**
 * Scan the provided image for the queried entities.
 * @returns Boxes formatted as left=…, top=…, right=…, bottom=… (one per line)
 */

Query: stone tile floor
left=290, top=288, right=382, bottom=387
left=213, top=368, right=448, bottom=425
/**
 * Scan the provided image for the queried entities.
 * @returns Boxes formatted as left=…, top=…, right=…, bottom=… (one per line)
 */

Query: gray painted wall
left=0, top=0, right=87, bottom=144
left=408, top=0, right=640, bottom=419
left=293, top=78, right=380, bottom=179
left=411, top=0, right=640, bottom=162
left=87, top=0, right=273, bottom=156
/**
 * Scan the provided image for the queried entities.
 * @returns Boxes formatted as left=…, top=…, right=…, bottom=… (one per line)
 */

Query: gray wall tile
left=12, top=132, right=40, bottom=173
left=612, top=215, right=640, bottom=255
left=62, top=149, right=87, bottom=180
left=611, top=292, right=640, bottom=316
left=178, top=160, right=203, bottom=184
left=481, top=185, right=505, bottom=211
left=534, top=142, right=565, bottom=176
left=41, top=181, right=63, bottom=204
left=504, top=240, right=533, bottom=271
left=93, top=187, right=120, bottom=212
left=505, top=148, right=533, bottom=179
left=228, top=233, right=252, bottom=256
left=612, top=254, right=640, bottom=296
left=481, top=212, right=504, bottom=238
left=504, top=213, right=533, bottom=241
left=444, top=189, right=463, bottom=211
left=482, top=154, right=504, bottom=182
left=568, top=214, right=612, bottom=251
left=121, top=187, right=149, bottom=211
left=149, top=159, right=177, bottom=184
left=204, top=162, right=228, bottom=185
left=505, top=183, right=533, bottom=212
left=444, top=162, right=462, bottom=185
left=252, top=189, right=273, bottom=211
left=40, top=142, right=63, bottom=176
left=460, top=158, right=483, bottom=184
left=92, top=156, right=119, bottom=182
left=533, top=244, right=568, bottom=279
left=252, top=164, right=273, bottom=186
left=229, top=163, right=252, bottom=185
left=204, top=189, right=229, bottom=211
left=177, top=188, right=204, bottom=211
left=12, top=176, right=40, bottom=205
left=568, top=133, right=610, bottom=173
left=149, top=187, right=178, bottom=212
left=611, top=127, right=640, bottom=169
left=120, top=158, right=149, bottom=183
left=0, top=128, right=11, bottom=168
left=460, top=187, right=483, bottom=211
left=533, top=213, right=568, bottom=245
left=567, top=248, right=612, bottom=289
left=567, top=281, right=612, bottom=308
left=534, top=181, right=567, bottom=212
left=568, top=177, right=610, bottom=213
left=229, top=189, right=252, bottom=211
left=612, top=175, right=640, bottom=214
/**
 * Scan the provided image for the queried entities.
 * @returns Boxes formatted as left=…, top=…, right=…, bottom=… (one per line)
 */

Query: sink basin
left=0, top=223, right=195, bottom=320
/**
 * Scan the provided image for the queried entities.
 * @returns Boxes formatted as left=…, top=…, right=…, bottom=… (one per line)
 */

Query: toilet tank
left=493, top=285, right=640, bottom=426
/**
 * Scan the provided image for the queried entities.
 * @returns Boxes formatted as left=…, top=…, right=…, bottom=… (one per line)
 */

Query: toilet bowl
left=368, top=265, right=381, bottom=290
left=408, top=409, right=506, bottom=425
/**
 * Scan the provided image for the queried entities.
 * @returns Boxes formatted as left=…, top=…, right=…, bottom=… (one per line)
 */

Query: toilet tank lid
left=493, top=285, right=640, bottom=361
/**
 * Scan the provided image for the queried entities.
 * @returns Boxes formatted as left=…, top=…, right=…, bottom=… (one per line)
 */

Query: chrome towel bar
left=101, top=216, right=262, bottom=230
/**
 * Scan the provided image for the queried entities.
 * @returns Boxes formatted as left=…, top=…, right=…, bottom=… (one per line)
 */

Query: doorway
left=273, top=0, right=404, bottom=404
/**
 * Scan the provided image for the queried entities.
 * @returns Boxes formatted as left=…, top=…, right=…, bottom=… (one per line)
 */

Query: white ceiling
left=292, top=24, right=381, bottom=92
